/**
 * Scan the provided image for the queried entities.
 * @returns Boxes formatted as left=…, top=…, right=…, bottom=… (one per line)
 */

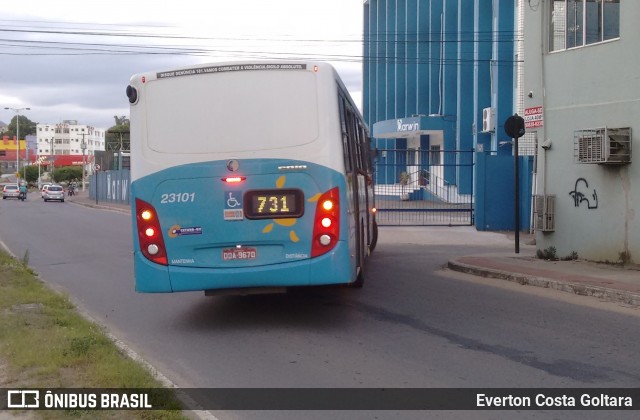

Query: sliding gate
left=373, top=149, right=474, bottom=226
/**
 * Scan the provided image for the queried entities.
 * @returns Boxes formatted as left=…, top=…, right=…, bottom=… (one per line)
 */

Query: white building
left=524, top=1, right=637, bottom=263
left=36, top=120, right=106, bottom=158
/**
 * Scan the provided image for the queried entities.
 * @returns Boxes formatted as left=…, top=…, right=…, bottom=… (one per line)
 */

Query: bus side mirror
left=126, top=85, right=138, bottom=104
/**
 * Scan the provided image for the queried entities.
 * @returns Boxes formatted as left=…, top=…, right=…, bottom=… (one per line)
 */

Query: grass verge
left=0, top=249, right=188, bottom=420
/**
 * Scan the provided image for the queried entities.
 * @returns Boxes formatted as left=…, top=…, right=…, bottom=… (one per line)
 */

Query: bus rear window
left=145, top=70, right=319, bottom=154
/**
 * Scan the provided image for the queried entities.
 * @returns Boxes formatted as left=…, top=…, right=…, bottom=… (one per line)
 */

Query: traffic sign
left=504, top=114, right=526, bottom=139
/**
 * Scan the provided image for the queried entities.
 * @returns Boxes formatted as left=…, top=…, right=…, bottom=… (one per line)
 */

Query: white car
left=2, top=184, right=20, bottom=199
left=43, top=185, right=65, bottom=202
left=41, top=184, right=52, bottom=198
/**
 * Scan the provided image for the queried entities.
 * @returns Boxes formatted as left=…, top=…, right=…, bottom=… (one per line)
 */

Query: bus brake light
left=135, top=198, right=168, bottom=265
left=311, top=187, right=340, bottom=258
left=222, top=176, right=246, bottom=184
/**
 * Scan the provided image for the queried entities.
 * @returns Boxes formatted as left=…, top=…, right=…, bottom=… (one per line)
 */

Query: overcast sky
left=1, top=0, right=364, bottom=129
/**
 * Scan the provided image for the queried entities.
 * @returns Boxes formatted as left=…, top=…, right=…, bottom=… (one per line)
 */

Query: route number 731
left=257, top=195, right=290, bottom=214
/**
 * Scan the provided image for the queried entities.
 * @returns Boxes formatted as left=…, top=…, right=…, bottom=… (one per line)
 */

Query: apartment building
left=36, top=120, right=106, bottom=158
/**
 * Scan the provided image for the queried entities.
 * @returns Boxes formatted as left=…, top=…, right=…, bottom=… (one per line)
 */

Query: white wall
left=524, top=1, right=639, bottom=263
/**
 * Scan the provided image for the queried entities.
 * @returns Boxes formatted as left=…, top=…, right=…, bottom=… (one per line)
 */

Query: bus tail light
left=222, top=176, right=246, bottom=184
left=135, top=198, right=168, bottom=265
left=311, top=187, right=340, bottom=258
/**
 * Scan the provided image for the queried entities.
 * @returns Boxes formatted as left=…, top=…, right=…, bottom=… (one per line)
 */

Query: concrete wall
left=524, top=1, right=639, bottom=263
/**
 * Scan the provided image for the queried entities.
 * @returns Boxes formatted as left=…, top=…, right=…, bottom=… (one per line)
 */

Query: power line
left=0, top=23, right=522, bottom=65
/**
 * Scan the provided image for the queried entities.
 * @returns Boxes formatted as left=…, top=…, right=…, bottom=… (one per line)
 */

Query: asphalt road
left=1, top=196, right=639, bottom=420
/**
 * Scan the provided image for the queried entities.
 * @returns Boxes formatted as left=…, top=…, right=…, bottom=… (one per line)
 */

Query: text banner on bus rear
left=157, top=64, right=307, bottom=80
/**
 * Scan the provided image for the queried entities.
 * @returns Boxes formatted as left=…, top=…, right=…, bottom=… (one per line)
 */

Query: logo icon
left=7, top=390, right=40, bottom=408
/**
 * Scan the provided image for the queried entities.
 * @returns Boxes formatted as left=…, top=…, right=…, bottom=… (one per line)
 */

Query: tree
left=5, top=115, right=36, bottom=138
left=113, top=116, right=129, bottom=126
left=53, top=166, right=82, bottom=184
left=106, top=115, right=130, bottom=152
left=23, top=165, right=40, bottom=185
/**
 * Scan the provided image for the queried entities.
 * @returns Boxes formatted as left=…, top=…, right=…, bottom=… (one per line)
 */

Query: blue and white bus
left=126, top=61, right=377, bottom=294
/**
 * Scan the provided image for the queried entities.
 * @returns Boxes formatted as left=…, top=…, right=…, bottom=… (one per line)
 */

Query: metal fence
left=89, top=169, right=130, bottom=205
left=374, top=149, right=474, bottom=226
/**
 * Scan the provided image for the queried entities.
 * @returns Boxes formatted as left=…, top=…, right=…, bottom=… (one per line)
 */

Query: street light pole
left=81, top=133, right=87, bottom=192
left=50, top=137, right=55, bottom=182
left=4, top=107, right=31, bottom=181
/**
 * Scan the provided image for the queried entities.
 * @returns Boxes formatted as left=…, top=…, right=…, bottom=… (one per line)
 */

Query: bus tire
left=350, top=262, right=365, bottom=288
left=369, top=219, right=378, bottom=253
left=349, top=222, right=366, bottom=288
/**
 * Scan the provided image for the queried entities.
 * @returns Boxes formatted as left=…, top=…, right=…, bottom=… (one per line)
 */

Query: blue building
left=363, top=0, right=532, bottom=231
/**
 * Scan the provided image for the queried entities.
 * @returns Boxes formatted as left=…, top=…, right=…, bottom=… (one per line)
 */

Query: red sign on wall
left=524, top=106, right=543, bottom=129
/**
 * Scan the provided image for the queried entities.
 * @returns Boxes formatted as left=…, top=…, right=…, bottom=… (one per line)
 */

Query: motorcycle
left=68, top=186, right=75, bottom=196
left=19, top=191, right=26, bottom=201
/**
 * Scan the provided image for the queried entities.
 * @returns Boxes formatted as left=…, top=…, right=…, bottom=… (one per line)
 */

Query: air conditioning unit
left=481, top=107, right=495, bottom=133
left=574, top=127, right=631, bottom=164
left=533, top=195, right=555, bottom=232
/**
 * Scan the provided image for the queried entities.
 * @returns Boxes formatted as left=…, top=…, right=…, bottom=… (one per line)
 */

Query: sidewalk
left=448, top=253, right=640, bottom=308
left=66, top=189, right=131, bottom=214
left=67, top=191, right=640, bottom=308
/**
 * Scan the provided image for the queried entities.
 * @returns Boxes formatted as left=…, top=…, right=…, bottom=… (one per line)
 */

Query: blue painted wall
left=494, top=0, right=515, bottom=156
left=473, top=0, right=493, bottom=152
left=475, top=153, right=533, bottom=231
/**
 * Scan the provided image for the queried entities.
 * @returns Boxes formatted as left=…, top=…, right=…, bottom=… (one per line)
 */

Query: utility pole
left=50, top=137, right=55, bottom=182
left=81, top=133, right=87, bottom=192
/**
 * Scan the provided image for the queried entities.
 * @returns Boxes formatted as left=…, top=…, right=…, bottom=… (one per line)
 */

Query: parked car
left=43, top=185, right=65, bottom=202
left=41, top=184, right=52, bottom=198
left=2, top=184, right=20, bottom=199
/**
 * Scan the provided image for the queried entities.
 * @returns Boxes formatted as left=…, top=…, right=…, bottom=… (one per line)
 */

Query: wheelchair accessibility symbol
left=224, top=191, right=244, bottom=221
left=226, top=192, right=242, bottom=208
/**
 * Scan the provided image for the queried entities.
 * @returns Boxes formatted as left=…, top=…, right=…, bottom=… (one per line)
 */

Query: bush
left=53, top=166, right=83, bottom=183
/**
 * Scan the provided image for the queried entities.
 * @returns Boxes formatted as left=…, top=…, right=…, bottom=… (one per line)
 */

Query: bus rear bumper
left=134, top=242, right=354, bottom=293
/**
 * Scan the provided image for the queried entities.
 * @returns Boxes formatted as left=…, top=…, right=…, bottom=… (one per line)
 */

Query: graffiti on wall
left=569, top=178, right=598, bottom=209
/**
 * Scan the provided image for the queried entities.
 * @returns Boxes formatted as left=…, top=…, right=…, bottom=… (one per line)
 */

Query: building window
left=550, top=0, right=620, bottom=52
left=430, top=146, right=442, bottom=166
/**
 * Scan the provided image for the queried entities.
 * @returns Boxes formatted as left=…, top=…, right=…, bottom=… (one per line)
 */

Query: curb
left=447, top=259, right=640, bottom=308
left=68, top=199, right=130, bottom=214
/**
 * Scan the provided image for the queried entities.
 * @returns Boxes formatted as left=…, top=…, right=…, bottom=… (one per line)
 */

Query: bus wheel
left=350, top=261, right=365, bottom=288
left=349, top=223, right=366, bottom=288
left=369, top=219, right=378, bottom=253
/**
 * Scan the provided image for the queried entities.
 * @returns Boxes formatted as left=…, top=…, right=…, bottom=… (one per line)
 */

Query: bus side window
left=353, top=119, right=363, bottom=172
left=339, top=96, right=353, bottom=173
left=357, top=122, right=369, bottom=173
left=345, top=101, right=361, bottom=173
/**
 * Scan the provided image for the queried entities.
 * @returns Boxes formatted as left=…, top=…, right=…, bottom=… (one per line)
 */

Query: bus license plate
left=222, top=247, right=257, bottom=261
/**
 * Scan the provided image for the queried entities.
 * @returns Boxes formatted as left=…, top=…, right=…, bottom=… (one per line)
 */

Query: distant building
left=363, top=0, right=529, bottom=231
left=0, top=136, right=31, bottom=173
left=35, top=120, right=106, bottom=172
